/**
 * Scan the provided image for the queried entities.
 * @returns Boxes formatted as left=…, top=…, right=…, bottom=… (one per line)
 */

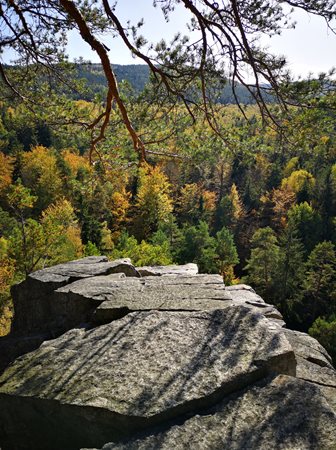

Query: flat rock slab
left=97, top=375, right=336, bottom=450
left=283, top=329, right=333, bottom=368
left=225, top=288, right=282, bottom=317
left=53, top=274, right=283, bottom=326
left=27, top=256, right=139, bottom=286
left=226, top=284, right=256, bottom=292
left=54, top=274, right=232, bottom=324
left=295, top=356, right=336, bottom=388
left=0, top=308, right=295, bottom=449
left=10, top=258, right=138, bottom=335
left=136, top=263, right=198, bottom=277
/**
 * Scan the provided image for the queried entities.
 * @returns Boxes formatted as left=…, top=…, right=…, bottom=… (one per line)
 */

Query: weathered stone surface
left=282, top=329, right=336, bottom=413
left=29, top=256, right=138, bottom=283
left=10, top=257, right=137, bottom=335
left=0, top=308, right=295, bottom=449
left=283, top=328, right=333, bottom=368
left=295, top=356, right=336, bottom=387
left=136, top=263, right=198, bottom=277
left=226, top=287, right=281, bottom=315
left=0, top=258, right=137, bottom=375
left=55, top=274, right=232, bottom=324
left=53, top=273, right=284, bottom=327
left=0, top=332, right=49, bottom=375
left=96, top=375, right=336, bottom=450
left=225, top=284, right=256, bottom=292
left=319, top=386, right=336, bottom=412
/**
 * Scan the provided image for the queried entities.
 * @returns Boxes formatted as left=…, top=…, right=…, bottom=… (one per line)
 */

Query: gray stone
left=98, top=375, right=336, bottom=450
left=69, top=275, right=233, bottom=324
left=0, top=308, right=295, bottom=449
left=227, top=287, right=265, bottom=304
left=319, top=386, right=336, bottom=412
left=283, top=330, right=336, bottom=413
left=225, top=286, right=284, bottom=322
left=52, top=274, right=284, bottom=326
left=283, top=328, right=333, bottom=368
left=10, top=257, right=138, bottom=335
left=295, top=356, right=336, bottom=388
left=225, top=284, right=256, bottom=292
left=2, top=260, right=335, bottom=450
left=136, top=263, right=198, bottom=277
left=0, top=332, right=49, bottom=375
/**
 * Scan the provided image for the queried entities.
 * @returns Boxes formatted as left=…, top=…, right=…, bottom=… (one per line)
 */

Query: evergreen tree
left=275, top=226, right=305, bottom=317
left=214, top=194, right=234, bottom=232
left=287, top=202, right=322, bottom=256
left=309, top=315, right=336, bottom=365
left=244, top=227, right=280, bottom=300
left=303, top=241, right=336, bottom=323
left=215, top=227, right=239, bottom=285
left=176, top=221, right=217, bottom=273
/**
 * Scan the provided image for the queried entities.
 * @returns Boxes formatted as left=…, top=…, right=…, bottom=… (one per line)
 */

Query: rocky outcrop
left=0, top=257, right=138, bottom=373
left=10, top=257, right=139, bottom=335
left=0, top=258, right=335, bottom=450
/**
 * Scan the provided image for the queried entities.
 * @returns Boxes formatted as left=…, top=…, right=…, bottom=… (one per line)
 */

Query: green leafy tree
left=134, top=164, right=173, bottom=239
left=281, top=169, right=315, bottom=203
left=176, top=221, right=217, bottom=273
left=112, top=231, right=172, bottom=266
left=309, top=315, right=336, bottom=365
left=244, top=227, right=280, bottom=299
left=287, top=202, right=322, bottom=256
left=303, top=241, right=336, bottom=323
left=84, top=241, right=101, bottom=257
left=0, top=237, right=15, bottom=336
left=9, top=198, right=83, bottom=276
left=275, top=226, right=305, bottom=316
left=215, top=227, right=239, bottom=285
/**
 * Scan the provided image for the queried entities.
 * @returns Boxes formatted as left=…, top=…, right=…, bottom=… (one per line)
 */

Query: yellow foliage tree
left=281, top=169, right=315, bottom=200
left=9, top=197, right=83, bottom=275
left=21, top=145, right=62, bottom=210
left=0, top=152, right=14, bottom=197
left=135, top=163, right=173, bottom=238
left=61, top=149, right=91, bottom=177
left=0, top=237, right=15, bottom=336
left=110, top=188, right=131, bottom=231
left=41, top=198, right=83, bottom=265
left=229, top=184, right=244, bottom=222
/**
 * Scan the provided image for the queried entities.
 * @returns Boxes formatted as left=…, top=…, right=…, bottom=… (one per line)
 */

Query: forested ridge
left=74, top=63, right=261, bottom=104
left=0, top=74, right=336, bottom=362
left=1, top=63, right=263, bottom=104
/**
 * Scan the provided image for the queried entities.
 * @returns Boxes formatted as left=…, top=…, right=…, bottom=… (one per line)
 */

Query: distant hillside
left=0, top=63, right=269, bottom=104
left=75, top=63, right=267, bottom=104
left=75, top=63, right=150, bottom=96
